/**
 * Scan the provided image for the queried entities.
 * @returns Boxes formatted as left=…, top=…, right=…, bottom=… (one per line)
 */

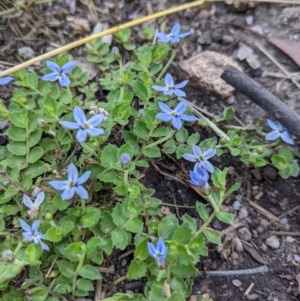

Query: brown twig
left=220, top=65, right=300, bottom=137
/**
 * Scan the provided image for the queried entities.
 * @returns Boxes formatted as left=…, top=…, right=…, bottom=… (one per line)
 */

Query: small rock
left=226, top=95, right=235, bottom=104
left=238, top=207, right=248, bottom=219
left=237, top=42, right=261, bottom=69
left=237, top=227, right=252, bottom=241
left=121, top=259, right=127, bottom=266
left=250, top=169, right=262, bottom=181
left=265, top=235, right=280, bottom=249
left=211, top=27, right=226, bottom=42
left=18, top=46, right=35, bottom=60
left=260, top=242, right=268, bottom=252
left=233, top=201, right=241, bottom=211
left=280, top=217, right=288, bottom=224
left=245, top=15, right=254, bottom=25
left=232, top=279, right=242, bottom=287
left=262, top=166, right=277, bottom=180
left=260, top=219, right=269, bottom=227
left=286, top=236, right=295, bottom=243
left=256, top=225, right=264, bottom=234
left=247, top=294, right=259, bottom=300
left=197, top=32, right=212, bottom=44
left=222, top=35, right=234, bottom=45
left=234, top=237, right=244, bottom=252
left=278, top=198, right=288, bottom=211
left=0, top=120, right=10, bottom=130
left=294, top=255, right=300, bottom=262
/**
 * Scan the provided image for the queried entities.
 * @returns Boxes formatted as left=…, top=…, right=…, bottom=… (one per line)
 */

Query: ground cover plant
left=0, top=20, right=299, bottom=301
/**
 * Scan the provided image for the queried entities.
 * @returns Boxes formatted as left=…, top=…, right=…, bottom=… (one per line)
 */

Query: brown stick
left=220, top=65, right=300, bottom=137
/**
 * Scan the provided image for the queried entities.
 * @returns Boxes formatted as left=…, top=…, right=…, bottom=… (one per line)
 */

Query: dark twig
left=220, top=65, right=300, bottom=137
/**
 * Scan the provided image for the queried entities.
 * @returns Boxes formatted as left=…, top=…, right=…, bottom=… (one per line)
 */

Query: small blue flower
left=156, top=101, right=198, bottom=130
left=120, top=153, right=131, bottom=165
left=189, top=165, right=210, bottom=191
left=23, top=192, right=44, bottom=220
left=59, top=106, right=104, bottom=143
left=183, top=145, right=216, bottom=173
left=49, top=163, right=91, bottom=200
left=265, top=119, right=294, bottom=145
left=147, top=237, right=168, bottom=266
left=42, top=61, right=76, bottom=87
left=18, top=219, right=49, bottom=251
left=0, top=70, right=13, bottom=85
left=152, top=73, right=188, bottom=97
left=157, top=23, right=190, bottom=44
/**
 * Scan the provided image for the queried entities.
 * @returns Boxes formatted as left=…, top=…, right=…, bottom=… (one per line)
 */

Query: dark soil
left=1, top=1, right=300, bottom=300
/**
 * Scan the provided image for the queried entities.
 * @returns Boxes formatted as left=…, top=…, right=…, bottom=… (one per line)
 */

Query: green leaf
left=223, top=106, right=235, bottom=120
left=224, top=182, right=241, bottom=199
left=290, top=161, right=299, bottom=177
left=9, top=109, right=28, bottom=128
left=133, top=120, right=149, bottom=139
left=6, top=126, right=27, bottom=141
left=28, top=146, right=44, bottom=163
left=45, top=226, right=63, bottom=242
left=172, top=224, right=192, bottom=244
left=100, top=144, right=119, bottom=168
left=271, top=155, right=287, bottom=170
left=187, top=133, right=200, bottom=146
left=144, top=109, right=157, bottom=130
left=151, top=127, right=169, bottom=137
left=203, top=229, right=221, bottom=244
left=216, top=211, right=234, bottom=225
left=28, top=128, right=43, bottom=147
left=40, top=138, right=57, bottom=150
left=78, top=264, right=102, bottom=280
left=131, top=80, right=148, bottom=102
left=80, top=208, right=101, bottom=228
left=152, top=43, right=170, bottom=63
left=57, top=260, right=75, bottom=278
left=278, top=146, right=293, bottom=162
left=127, top=259, right=147, bottom=280
left=158, top=214, right=179, bottom=239
left=196, top=202, right=209, bottom=221
left=86, top=237, right=106, bottom=253
left=278, top=165, right=291, bottom=179
left=25, top=161, right=47, bottom=178
left=63, top=242, right=86, bottom=262
left=76, top=279, right=94, bottom=294
left=53, top=196, right=71, bottom=211
left=188, top=235, right=208, bottom=256
left=137, top=45, right=152, bottom=68
left=0, top=262, right=24, bottom=284
left=163, top=139, right=177, bottom=154
left=111, top=228, right=130, bottom=250
left=124, top=219, right=143, bottom=233
left=112, top=203, right=127, bottom=227
left=175, top=127, right=189, bottom=143
left=6, top=141, right=27, bottom=156
left=142, top=146, right=161, bottom=158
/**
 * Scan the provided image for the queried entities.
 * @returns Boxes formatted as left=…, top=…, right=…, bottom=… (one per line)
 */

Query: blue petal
left=178, top=31, right=191, bottom=38
left=0, top=76, right=14, bottom=85
left=33, top=192, right=44, bottom=207
left=59, top=121, right=81, bottom=130
left=18, top=219, right=31, bottom=232
left=152, top=85, right=166, bottom=92
left=164, top=73, right=174, bottom=86
left=23, top=194, right=33, bottom=209
left=202, top=160, right=214, bottom=173
left=267, top=119, right=281, bottom=131
left=61, top=61, right=76, bottom=73
left=171, top=117, right=182, bottom=130
left=73, top=106, right=86, bottom=125
left=171, top=23, right=181, bottom=36
left=174, top=80, right=189, bottom=89
left=173, top=88, right=186, bottom=98
left=75, top=186, right=89, bottom=199
left=178, top=114, right=197, bottom=122
left=194, top=165, right=209, bottom=181
left=61, top=187, right=75, bottom=200
left=49, top=180, right=68, bottom=191
left=158, top=102, right=172, bottom=114
left=182, top=153, right=198, bottom=162
left=156, top=113, right=173, bottom=122
left=86, top=128, right=104, bottom=137
left=87, top=114, right=104, bottom=127
left=77, top=171, right=91, bottom=185
left=157, top=34, right=170, bottom=43
left=170, top=37, right=180, bottom=44
left=192, top=145, right=202, bottom=157
left=41, top=73, right=59, bottom=82
left=281, top=131, right=294, bottom=145
left=46, top=61, right=60, bottom=73
left=175, top=101, right=188, bottom=114
left=164, top=89, right=174, bottom=96
left=40, top=240, right=49, bottom=251
left=203, top=148, right=216, bottom=160
left=156, top=237, right=166, bottom=254
left=68, top=163, right=78, bottom=182
left=59, top=74, right=71, bottom=87
left=265, top=131, right=280, bottom=141
left=32, top=220, right=41, bottom=233
left=76, top=129, right=88, bottom=143
left=147, top=242, right=157, bottom=258
left=23, top=232, right=33, bottom=242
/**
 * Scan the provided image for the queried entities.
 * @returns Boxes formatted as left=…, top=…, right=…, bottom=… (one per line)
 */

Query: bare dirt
left=1, top=1, right=300, bottom=300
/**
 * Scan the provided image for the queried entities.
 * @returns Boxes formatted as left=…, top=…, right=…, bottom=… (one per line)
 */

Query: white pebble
left=232, top=279, right=242, bottom=287
left=233, top=201, right=241, bottom=211
left=265, top=235, right=280, bottom=249
left=238, top=207, right=248, bottom=219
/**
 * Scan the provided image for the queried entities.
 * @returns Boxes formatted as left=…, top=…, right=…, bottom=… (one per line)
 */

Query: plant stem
left=143, top=130, right=175, bottom=150
left=124, top=170, right=129, bottom=185
left=80, top=198, right=86, bottom=212
left=194, top=210, right=217, bottom=237
left=160, top=203, right=196, bottom=209
left=81, top=142, right=99, bottom=158
left=157, top=49, right=177, bottom=80
left=113, top=275, right=127, bottom=285
left=72, top=252, right=86, bottom=297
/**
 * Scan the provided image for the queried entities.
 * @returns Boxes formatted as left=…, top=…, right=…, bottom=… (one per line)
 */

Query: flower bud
left=112, top=46, right=121, bottom=61
left=2, top=249, right=14, bottom=262
left=37, top=119, right=46, bottom=127
left=45, top=213, right=53, bottom=221
left=120, top=153, right=131, bottom=169
left=257, top=147, right=264, bottom=154
left=220, top=137, right=228, bottom=145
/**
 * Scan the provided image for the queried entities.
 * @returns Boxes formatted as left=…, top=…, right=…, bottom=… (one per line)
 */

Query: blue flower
left=23, top=192, right=44, bottom=220
left=49, top=163, right=91, bottom=200
left=265, top=119, right=294, bottom=145
left=120, top=153, right=131, bottom=165
left=147, top=237, right=168, bottom=266
left=0, top=70, right=13, bottom=85
left=157, top=23, right=190, bottom=44
left=42, top=61, right=76, bottom=87
left=183, top=145, right=216, bottom=173
left=18, top=219, right=49, bottom=251
left=156, top=101, right=198, bottom=130
left=59, top=106, right=104, bottom=143
left=152, top=73, right=188, bottom=97
left=189, top=165, right=210, bottom=191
